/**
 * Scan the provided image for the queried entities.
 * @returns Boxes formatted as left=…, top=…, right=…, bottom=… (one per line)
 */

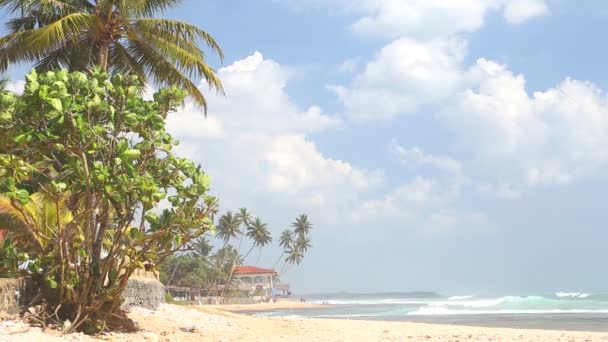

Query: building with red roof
left=232, top=266, right=278, bottom=295
left=233, top=266, right=277, bottom=275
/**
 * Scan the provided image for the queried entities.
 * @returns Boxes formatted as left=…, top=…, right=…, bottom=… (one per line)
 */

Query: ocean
left=250, top=292, right=608, bottom=332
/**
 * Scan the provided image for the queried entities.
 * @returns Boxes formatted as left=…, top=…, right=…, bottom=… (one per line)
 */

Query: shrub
left=0, top=69, right=217, bottom=333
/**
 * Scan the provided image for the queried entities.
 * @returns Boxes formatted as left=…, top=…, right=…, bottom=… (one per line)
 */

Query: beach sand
left=1, top=303, right=608, bottom=341
left=209, top=299, right=323, bottom=312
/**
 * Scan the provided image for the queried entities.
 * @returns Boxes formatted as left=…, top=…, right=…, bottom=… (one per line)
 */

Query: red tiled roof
left=233, top=266, right=276, bottom=275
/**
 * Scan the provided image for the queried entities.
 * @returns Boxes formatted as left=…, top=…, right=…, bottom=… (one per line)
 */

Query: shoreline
left=206, top=299, right=324, bottom=312
left=2, top=304, right=608, bottom=341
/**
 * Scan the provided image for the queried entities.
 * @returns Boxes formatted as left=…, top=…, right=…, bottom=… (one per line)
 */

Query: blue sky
left=5, top=0, right=608, bottom=295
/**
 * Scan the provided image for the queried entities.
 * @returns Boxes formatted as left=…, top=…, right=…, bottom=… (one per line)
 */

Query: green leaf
left=15, top=189, right=29, bottom=204
left=45, top=98, right=63, bottom=112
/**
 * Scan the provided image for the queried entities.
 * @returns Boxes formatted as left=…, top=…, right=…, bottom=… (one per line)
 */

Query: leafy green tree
left=160, top=254, right=214, bottom=288
left=0, top=69, right=217, bottom=333
left=0, top=0, right=224, bottom=110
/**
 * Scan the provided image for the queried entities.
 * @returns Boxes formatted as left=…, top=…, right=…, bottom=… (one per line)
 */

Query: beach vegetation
left=0, top=0, right=224, bottom=112
left=0, top=69, right=217, bottom=333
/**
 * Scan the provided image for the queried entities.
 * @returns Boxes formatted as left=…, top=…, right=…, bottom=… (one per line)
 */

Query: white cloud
left=357, top=177, right=490, bottom=235
left=503, top=0, right=549, bottom=24
left=285, top=0, right=548, bottom=39
left=331, top=38, right=471, bottom=120
left=167, top=52, right=382, bottom=222
left=166, top=52, right=485, bottom=239
left=392, top=143, right=463, bottom=176
left=338, top=58, right=360, bottom=73
left=443, top=58, right=608, bottom=192
left=5, top=80, right=25, bottom=94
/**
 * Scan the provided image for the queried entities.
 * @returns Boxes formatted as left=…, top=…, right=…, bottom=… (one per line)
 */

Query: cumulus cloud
left=285, top=0, right=548, bottom=39
left=165, top=52, right=487, bottom=240
left=503, top=0, right=549, bottom=24
left=330, top=38, right=471, bottom=120
left=327, top=28, right=608, bottom=200
left=443, top=58, right=608, bottom=191
left=357, top=177, right=490, bottom=235
left=167, top=52, right=383, bottom=230
left=392, top=142, right=463, bottom=176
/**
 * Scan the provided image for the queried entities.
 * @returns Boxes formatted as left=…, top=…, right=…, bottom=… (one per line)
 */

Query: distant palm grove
left=0, top=0, right=313, bottom=334
left=160, top=211, right=313, bottom=298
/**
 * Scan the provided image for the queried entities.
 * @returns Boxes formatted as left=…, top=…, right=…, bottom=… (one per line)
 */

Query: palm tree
left=0, top=0, right=224, bottom=111
left=215, top=211, right=241, bottom=244
left=295, top=234, right=312, bottom=253
left=191, top=236, right=212, bottom=259
left=285, top=247, right=304, bottom=265
left=292, top=214, right=312, bottom=237
left=223, top=217, right=272, bottom=297
left=244, top=217, right=272, bottom=262
left=0, top=193, right=74, bottom=250
left=273, top=229, right=294, bottom=267
left=208, top=211, right=240, bottom=293
left=235, top=207, right=252, bottom=227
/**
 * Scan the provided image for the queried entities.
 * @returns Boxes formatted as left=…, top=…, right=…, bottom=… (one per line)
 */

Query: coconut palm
left=285, top=247, right=304, bottom=265
left=206, top=211, right=240, bottom=293
left=273, top=229, right=294, bottom=267
left=235, top=207, right=252, bottom=227
left=191, top=236, right=212, bottom=259
left=244, top=217, right=272, bottom=261
left=0, top=193, right=74, bottom=248
left=294, top=234, right=312, bottom=253
left=215, top=211, right=241, bottom=243
left=222, top=217, right=272, bottom=296
left=292, top=214, right=312, bottom=237
left=0, top=0, right=224, bottom=111
left=226, top=207, right=251, bottom=283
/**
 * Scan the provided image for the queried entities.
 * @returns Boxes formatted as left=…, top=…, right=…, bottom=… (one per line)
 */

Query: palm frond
left=114, top=0, right=184, bottom=18
left=109, top=42, right=147, bottom=82
left=126, top=39, right=211, bottom=112
left=134, top=18, right=224, bottom=61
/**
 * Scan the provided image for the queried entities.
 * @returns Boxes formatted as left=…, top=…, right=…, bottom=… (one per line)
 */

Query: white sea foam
left=448, top=295, right=474, bottom=300
left=310, top=299, right=435, bottom=305
left=555, top=292, right=591, bottom=298
left=430, top=297, right=506, bottom=308
left=407, top=307, right=608, bottom=316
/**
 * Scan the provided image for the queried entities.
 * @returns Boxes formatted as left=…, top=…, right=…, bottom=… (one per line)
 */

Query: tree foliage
left=0, top=68, right=217, bottom=333
left=0, top=0, right=224, bottom=111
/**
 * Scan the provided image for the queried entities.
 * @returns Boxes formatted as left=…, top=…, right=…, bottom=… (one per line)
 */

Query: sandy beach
left=209, top=299, right=323, bottom=312
left=2, top=303, right=608, bottom=342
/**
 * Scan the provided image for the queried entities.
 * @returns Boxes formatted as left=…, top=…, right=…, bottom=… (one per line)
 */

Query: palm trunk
left=222, top=245, right=254, bottom=297
left=206, top=241, right=228, bottom=296
left=97, top=42, right=110, bottom=70
left=273, top=252, right=284, bottom=269
left=255, top=247, right=262, bottom=265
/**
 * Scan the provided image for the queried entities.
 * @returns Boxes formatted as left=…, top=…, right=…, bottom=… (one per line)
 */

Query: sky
left=4, top=0, right=608, bottom=296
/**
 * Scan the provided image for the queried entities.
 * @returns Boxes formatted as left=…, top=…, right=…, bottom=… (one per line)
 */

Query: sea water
left=250, top=292, right=608, bottom=332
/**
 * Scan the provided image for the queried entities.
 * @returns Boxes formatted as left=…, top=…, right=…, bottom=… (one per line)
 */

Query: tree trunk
left=97, top=42, right=110, bottom=70
left=222, top=245, right=253, bottom=298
